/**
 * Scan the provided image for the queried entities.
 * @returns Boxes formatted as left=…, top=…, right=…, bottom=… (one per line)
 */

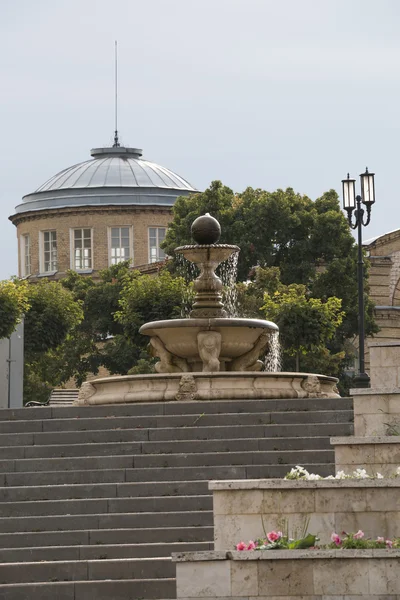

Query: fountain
left=76, top=214, right=339, bottom=405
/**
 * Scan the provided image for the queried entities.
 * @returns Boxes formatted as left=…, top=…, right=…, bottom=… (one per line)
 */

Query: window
left=42, top=230, right=57, bottom=272
left=149, top=227, right=166, bottom=263
left=21, top=234, right=31, bottom=276
left=109, top=227, right=132, bottom=265
left=72, top=228, right=92, bottom=270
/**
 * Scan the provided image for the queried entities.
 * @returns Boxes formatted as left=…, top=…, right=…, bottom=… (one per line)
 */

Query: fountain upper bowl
left=140, top=317, right=278, bottom=370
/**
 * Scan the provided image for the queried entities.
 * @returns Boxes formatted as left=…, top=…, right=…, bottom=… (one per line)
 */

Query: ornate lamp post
left=342, top=168, right=376, bottom=388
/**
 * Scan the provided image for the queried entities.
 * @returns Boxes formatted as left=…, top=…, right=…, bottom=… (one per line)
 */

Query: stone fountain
left=76, top=214, right=339, bottom=405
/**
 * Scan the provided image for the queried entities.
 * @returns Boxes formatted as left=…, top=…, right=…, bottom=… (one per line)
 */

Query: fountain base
left=75, top=371, right=339, bottom=405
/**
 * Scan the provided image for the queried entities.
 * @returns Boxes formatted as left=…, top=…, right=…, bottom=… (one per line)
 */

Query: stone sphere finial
left=191, top=213, right=221, bottom=245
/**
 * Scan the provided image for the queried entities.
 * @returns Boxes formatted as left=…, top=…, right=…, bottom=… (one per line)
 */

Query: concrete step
left=0, top=480, right=210, bottom=502
left=0, top=540, right=212, bottom=562
left=132, top=449, right=334, bottom=469
left=0, top=510, right=214, bottom=533
left=0, top=578, right=176, bottom=600
left=0, top=422, right=353, bottom=448
left=0, top=556, right=175, bottom=584
left=124, top=463, right=335, bottom=482
left=147, top=422, right=353, bottom=441
left=0, top=448, right=333, bottom=474
left=3, top=461, right=334, bottom=487
left=3, top=468, right=128, bottom=486
left=0, top=495, right=213, bottom=517
left=0, top=526, right=214, bottom=548
left=0, top=396, right=353, bottom=421
left=0, top=410, right=353, bottom=434
left=0, top=435, right=335, bottom=459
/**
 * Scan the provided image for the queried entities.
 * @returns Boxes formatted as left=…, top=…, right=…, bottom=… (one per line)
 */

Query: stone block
left=231, top=561, right=258, bottom=596
left=313, top=558, right=370, bottom=594
left=176, top=560, right=231, bottom=597
left=213, top=491, right=264, bottom=516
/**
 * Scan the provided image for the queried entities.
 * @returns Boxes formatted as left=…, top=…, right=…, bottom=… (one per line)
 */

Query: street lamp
left=342, top=168, right=376, bottom=388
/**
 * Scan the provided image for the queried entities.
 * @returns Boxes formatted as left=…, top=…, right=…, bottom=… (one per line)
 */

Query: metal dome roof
left=14, top=146, right=197, bottom=214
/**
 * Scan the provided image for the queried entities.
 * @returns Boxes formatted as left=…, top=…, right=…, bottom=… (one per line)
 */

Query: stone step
left=0, top=410, right=353, bottom=434
left=0, top=422, right=353, bottom=447
left=3, top=462, right=334, bottom=486
left=0, top=480, right=210, bottom=502
left=124, top=463, right=334, bottom=482
left=0, top=578, right=176, bottom=600
left=0, top=510, right=214, bottom=533
left=0, top=556, right=175, bottom=584
left=0, top=495, right=213, bottom=517
left=0, top=541, right=212, bottom=562
left=0, top=448, right=333, bottom=475
left=0, top=526, right=214, bottom=548
left=0, top=397, right=353, bottom=421
left=0, top=435, right=335, bottom=459
left=147, top=422, right=353, bottom=441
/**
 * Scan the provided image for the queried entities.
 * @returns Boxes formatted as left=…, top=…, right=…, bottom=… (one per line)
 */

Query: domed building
left=9, top=144, right=197, bottom=279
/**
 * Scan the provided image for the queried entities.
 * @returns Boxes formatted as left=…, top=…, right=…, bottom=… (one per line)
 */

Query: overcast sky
left=1, top=0, right=400, bottom=279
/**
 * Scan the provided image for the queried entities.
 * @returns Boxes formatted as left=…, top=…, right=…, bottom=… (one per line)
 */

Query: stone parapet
left=209, top=479, right=400, bottom=548
left=174, top=550, right=400, bottom=598
left=332, top=436, right=400, bottom=476
left=350, top=388, right=400, bottom=436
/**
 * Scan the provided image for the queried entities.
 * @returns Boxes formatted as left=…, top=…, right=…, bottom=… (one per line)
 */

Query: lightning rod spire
left=113, top=40, right=120, bottom=147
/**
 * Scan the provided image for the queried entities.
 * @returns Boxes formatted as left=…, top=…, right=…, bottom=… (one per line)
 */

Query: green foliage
left=31, top=265, right=188, bottom=388
left=24, top=281, right=83, bottom=354
left=23, top=281, right=83, bottom=403
left=116, top=269, right=187, bottom=340
left=0, top=279, right=30, bottom=340
left=262, top=284, right=344, bottom=357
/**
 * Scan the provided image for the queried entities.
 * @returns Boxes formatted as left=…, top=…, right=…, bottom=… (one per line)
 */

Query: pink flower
left=377, top=537, right=385, bottom=543
left=267, top=531, right=282, bottom=543
left=354, top=530, right=364, bottom=539
left=331, top=532, right=342, bottom=546
left=247, top=541, right=256, bottom=550
left=386, top=539, right=393, bottom=548
left=236, top=541, right=247, bottom=551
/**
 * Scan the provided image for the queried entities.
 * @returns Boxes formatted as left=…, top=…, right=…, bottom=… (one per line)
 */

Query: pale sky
left=1, top=0, right=400, bottom=279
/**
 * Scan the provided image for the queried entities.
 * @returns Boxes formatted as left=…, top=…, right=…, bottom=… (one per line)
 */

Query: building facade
left=9, top=145, right=197, bottom=279
left=363, top=230, right=400, bottom=372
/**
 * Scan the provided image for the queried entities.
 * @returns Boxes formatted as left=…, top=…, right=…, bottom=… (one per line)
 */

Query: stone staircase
left=0, top=397, right=353, bottom=599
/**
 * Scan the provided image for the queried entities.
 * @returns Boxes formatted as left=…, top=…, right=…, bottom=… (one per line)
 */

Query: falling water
left=264, top=331, right=282, bottom=372
left=176, top=254, right=197, bottom=317
left=218, top=250, right=239, bottom=317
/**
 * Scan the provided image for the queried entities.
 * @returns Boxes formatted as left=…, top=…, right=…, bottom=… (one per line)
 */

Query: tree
left=262, top=280, right=344, bottom=372
left=0, top=279, right=30, bottom=340
left=164, top=181, right=377, bottom=349
left=23, top=281, right=83, bottom=403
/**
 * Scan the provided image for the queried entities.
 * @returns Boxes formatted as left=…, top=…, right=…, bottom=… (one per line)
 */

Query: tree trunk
left=295, top=352, right=300, bottom=372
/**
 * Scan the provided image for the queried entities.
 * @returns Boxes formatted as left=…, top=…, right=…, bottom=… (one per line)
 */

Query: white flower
left=376, top=473, right=384, bottom=479
left=306, top=473, right=322, bottom=480
left=396, top=466, right=400, bottom=476
left=353, top=468, right=370, bottom=479
left=335, top=470, right=348, bottom=479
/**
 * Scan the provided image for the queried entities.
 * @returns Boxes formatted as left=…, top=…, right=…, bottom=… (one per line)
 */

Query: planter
left=174, top=549, right=400, bottom=599
left=210, top=479, right=400, bottom=548
left=332, top=436, right=400, bottom=476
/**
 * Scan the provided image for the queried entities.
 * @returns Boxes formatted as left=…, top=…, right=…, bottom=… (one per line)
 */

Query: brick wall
left=11, top=205, right=173, bottom=278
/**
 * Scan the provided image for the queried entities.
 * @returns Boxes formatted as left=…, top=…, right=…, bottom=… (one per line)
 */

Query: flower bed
left=236, top=529, right=400, bottom=551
